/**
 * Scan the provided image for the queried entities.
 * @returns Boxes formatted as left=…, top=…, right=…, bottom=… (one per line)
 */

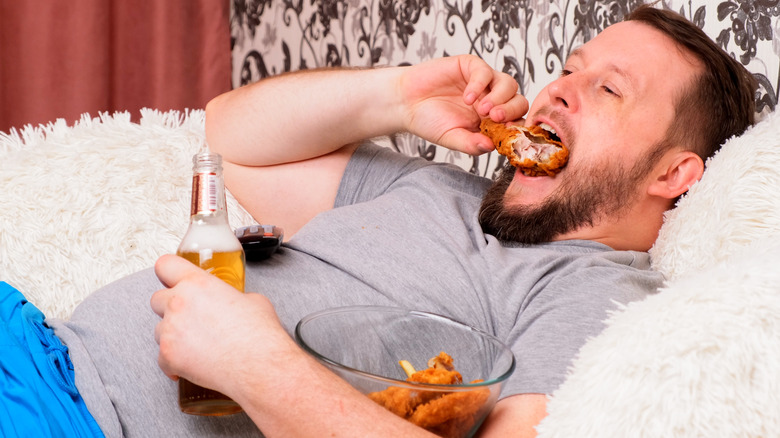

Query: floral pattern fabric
left=231, top=0, right=780, bottom=177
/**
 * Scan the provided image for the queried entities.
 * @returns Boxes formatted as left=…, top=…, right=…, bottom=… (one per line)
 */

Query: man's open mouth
left=538, top=122, right=562, bottom=144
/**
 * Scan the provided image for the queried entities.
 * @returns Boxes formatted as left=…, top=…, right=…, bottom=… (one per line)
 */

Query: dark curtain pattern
left=231, top=0, right=780, bottom=178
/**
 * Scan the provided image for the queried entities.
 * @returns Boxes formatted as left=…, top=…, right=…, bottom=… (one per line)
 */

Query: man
left=47, top=5, right=755, bottom=438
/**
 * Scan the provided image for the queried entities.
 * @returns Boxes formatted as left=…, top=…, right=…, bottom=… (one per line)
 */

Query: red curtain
left=0, top=0, right=231, bottom=132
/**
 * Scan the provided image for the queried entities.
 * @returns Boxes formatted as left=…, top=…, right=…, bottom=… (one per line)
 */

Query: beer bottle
left=176, top=152, right=245, bottom=416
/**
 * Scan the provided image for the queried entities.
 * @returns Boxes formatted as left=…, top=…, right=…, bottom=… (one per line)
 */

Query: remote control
left=235, top=225, right=284, bottom=261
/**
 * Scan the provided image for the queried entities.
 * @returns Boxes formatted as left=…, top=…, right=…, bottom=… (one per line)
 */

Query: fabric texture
left=285, top=143, right=663, bottom=397
left=51, top=142, right=661, bottom=435
left=0, top=109, right=256, bottom=320
left=1, top=0, right=231, bottom=132
left=650, top=108, right=780, bottom=280
left=537, top=237, right=780, bottom=437
left=0, top=282, right=103, bottom=437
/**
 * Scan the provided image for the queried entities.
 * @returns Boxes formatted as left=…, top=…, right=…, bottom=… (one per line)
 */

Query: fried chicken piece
left=480, top=118, right=569, bottom=176
left=368, top=386, right=419, bottom=417
left=369, top=352, right=462, bottom=415
left=367, top=352, right=492, bottom=438
left=409, top=367, right=462, bottom=385
left=426, top=352, right=455, bottom=371
left=408, top=383, right=490, bottom=429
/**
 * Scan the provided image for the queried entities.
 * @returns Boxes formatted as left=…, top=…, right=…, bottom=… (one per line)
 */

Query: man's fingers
left=464, top=71, right=525, bottom=120
left=151, top=295, right=183, bottom=382
left=153, top=314, right=164, bottom=342
left=150, top=288, right=172, bottom=317
left=489, top=72, right=520, bottom=99
left=439, top=129, right=495, bottom=155
left=489, top=93, right=530, bottom=123
left=154, top=253, right=202, bottom=288
left=461, top=59, right=495, bottom=106
left=157, top=353, right=180, bottom=382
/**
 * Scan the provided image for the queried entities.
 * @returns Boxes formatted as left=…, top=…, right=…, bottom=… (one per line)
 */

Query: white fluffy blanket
left=651, top=110, right=780, bottom=281
left=538, top=238, right=780, bottom=437
left=539, top=109, right=780, bottom=436
left=0, top=109, right=256, bottom=319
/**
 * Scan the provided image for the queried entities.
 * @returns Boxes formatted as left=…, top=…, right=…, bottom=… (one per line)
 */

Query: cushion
left=650, top=109, right=780, bottom=280
left=537, top=236, right=780, bottom=436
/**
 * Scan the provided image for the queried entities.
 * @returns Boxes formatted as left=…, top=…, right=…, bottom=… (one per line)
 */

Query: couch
left=1, top=0, right=779, bottom=435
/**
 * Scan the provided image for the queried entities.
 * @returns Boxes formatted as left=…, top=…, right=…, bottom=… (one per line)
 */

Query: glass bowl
left=295, top=306, right=516, bottom=438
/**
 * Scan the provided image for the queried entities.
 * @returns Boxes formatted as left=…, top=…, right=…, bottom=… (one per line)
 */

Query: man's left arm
left=478, top=394, right=548, bottom=437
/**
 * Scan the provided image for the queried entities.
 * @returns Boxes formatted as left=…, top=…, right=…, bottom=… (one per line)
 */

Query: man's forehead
left=567, top=22, right=699, bottom=94
left=573, top=21, right=678, bottom=62
left=566, top=44, right=640, bottom=95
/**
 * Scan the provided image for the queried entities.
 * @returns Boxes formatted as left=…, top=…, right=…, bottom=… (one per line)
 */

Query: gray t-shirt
left=51, top=143, right=663, bottom=437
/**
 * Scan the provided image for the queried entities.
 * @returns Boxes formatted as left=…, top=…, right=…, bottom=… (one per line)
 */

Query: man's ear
left=647, top=150, right=704, bottom=199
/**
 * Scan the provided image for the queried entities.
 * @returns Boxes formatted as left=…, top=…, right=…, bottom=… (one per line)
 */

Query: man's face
left=479, top=21, right=701, bottom=244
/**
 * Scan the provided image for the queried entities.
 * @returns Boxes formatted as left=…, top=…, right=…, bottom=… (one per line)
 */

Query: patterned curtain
left=231, top=0, right=780, bottom=177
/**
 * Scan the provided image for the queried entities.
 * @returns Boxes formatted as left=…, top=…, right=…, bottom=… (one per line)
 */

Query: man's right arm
left=205, top=67, right=405, bottom=235
left=204, top=56, right=528, bottom=235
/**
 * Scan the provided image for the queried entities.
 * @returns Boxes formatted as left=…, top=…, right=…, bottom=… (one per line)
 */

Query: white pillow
left=0, top=109, right=256, bottom=320
left=537, top=237, right=780, bottom=437
left=651, top=109, right=780, bottom=280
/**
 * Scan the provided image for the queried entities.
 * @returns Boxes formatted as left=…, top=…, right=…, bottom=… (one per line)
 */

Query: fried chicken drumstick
left=367, top=352, right=491, bottom=438
left=480, top=118, right=569, bottom=176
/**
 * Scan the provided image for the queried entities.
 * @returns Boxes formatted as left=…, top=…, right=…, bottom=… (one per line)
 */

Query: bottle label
left=191, top=172, right=219, bottom=215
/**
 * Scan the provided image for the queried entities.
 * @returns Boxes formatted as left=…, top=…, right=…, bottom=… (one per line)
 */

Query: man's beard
left=478, top=153, right=656, bottom=244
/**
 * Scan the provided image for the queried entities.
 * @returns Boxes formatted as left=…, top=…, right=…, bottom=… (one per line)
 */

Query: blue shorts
left=0, top=282, right=104, bottom=437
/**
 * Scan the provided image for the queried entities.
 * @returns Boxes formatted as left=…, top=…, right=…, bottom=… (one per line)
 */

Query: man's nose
left=546, top=74, right=580, bottom=112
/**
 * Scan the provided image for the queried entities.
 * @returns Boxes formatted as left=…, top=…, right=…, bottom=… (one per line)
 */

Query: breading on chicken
left=367, top=352, right=491, bottom=438
left=480, top=118, right=569, bottom=176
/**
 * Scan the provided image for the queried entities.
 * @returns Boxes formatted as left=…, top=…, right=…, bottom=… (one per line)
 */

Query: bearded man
left=36, top=5, right=756, bottom=438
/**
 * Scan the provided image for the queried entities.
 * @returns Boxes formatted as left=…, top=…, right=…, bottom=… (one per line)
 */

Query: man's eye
left=560, top=69, right=572, bottom=77
left=602, top=85, right=619, bottom=97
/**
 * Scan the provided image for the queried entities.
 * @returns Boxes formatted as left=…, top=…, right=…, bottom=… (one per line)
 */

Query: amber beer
left=176, top=152, right=246, bottom=416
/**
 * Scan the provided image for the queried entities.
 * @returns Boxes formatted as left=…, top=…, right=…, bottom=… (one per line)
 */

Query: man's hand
left=150, top=254, right=296, bottom=397
left=149, top=254, right=438, bottom=437
left=399, top=55, right=529, bottom=156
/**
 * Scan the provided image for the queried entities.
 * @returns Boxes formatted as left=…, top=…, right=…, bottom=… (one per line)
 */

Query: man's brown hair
left=627, top=5, right=758, bottom=161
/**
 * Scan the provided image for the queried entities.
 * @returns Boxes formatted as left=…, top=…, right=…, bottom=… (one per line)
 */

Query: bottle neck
left=190, top=170, right=227, bottom=218
left=189, top=152, right=228, bottom=221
